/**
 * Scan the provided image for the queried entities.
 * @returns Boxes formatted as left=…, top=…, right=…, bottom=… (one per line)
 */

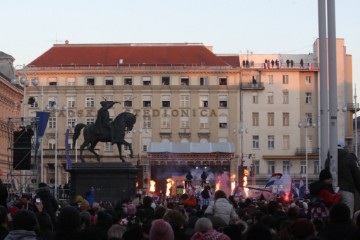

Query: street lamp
left=298, top=121, right=316, bottom=192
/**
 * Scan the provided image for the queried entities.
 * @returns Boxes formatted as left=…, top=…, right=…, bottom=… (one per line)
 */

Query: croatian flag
left=308, top=63, right=313, bottom=71
left=291, top=180, right=299, bottom=198
left=299, top=176, right=305, bottom=198
left=265, top=173, right=283, bottom=187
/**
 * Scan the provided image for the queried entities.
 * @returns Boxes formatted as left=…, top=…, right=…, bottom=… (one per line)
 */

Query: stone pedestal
left=67, top=162, right=138, bottom=203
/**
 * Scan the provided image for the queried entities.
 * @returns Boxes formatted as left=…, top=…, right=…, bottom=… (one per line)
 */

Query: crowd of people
left=0, top=178, right=359, bottom=240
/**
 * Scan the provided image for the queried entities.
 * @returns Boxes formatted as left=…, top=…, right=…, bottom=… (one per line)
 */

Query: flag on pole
left=35, top=111, right=50, bottom=150
left=65, top=128, right=72, bottom=169
left=265, top=173, right=283, bottom=187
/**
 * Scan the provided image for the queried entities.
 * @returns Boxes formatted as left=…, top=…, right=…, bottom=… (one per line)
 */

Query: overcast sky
left=2, top=0, right=359, bottom=94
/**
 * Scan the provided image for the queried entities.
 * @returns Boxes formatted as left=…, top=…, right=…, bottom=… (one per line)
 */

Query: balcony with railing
left=240, top=82, right=265, bottom=90
left=295, top=147, right=319, bottom=155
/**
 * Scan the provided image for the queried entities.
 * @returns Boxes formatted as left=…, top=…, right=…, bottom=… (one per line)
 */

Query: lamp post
left=355, top=85, right=358, bottom=157
left=298, top=121, right=316, bottom=192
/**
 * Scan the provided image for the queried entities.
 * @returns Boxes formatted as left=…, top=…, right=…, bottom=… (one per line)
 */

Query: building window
left=254, top=160, right=260, bottom=175
left=219, top=77, right=227, bottom=85
left=67, top=118, right=76, bottom=128
left=124, top=77, right=132, bottom=85
left=49, top=117, right=56, bottom=129
left=29, top=96, right=39, bottom=108
left=143, top=77, right=151, bottom=86
left=306, top=92, right=312, bottom=104
left=283, top=161, right=290, bottom=174
left=180, top=117, right=190, bottom=128
left=252, top=93, right=258, bottom=104
left=48, top=96, right=57, bottom=108
left=283, top=75, right=289, bottom=84
left=180, top=95, right=190, bottom=108
left=268, top=92, right=274, bottom=104
left=283, top=91, right=289, bottom=104
left=86, top=77, right=95, bottom=86
left=162, top=76, right=170, bottom=85
left=142, top=96, right=152, bottom=108
left=200, top=117, right=209, bottom=129
left=161, top=95, right=171, bottom=108
left=314, top=160, right=320, bottom=175
left=268, top=75, right=274, bottom=85
left=200, top=95, right=209, bottom=108
left=306, top=76, right=311, bottom=85
left=252, top=135, right=259, bottom=149
left=219, top=95, right=228, bottom=108
left=300, top=160, right=306, bottom=174
left=124, top=95, right=133, bottom=107
left=48, top=163, right=55, bottom=173
left=268, top=112, right=274, bottom=126
left=67, top=96, right=76, bottom=108
left=268, top=161, right=275, bottom=174
left=104, top=142, right=113, bottom=152
left=283, top=112, right=289, bottom=126
left=200, top=77, right=208, bottom=86
left=67, top=77, right=76, bottom=86
left=85, top=96, right=95, bottom=107
left=161, top=114, right=171, bottom=129
left=268, top=135, right=275, bottom=149
left=306, top=113, right=313, bottom=125
left=105, top=77, right=113, bottom=86
left=49, top=78, right=57, bottom=86
left=219, top=115, right=228, bottom=129
left=143, top=116, right=151, bottom=129
left=181, top=77, right=189, bottom=86
left=252, top=112, right=259, bottom=126
left=86, top=118, right=95, bottom=125
left=283, top=135, right=290, bottom=150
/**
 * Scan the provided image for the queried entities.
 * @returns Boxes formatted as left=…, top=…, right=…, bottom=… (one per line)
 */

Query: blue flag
left=36, top=111, right=50, bottom=150
left=65, top=128, right=72, bottom=169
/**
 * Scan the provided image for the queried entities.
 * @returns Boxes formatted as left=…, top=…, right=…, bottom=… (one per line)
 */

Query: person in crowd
left=245, top=222, right=272, bottom=240
left=34, top=182, right=58, bottom=225
left=201, top=172, right=207, bottom=187
left=79, top=209, right=113, bottom=240
left=300, top=59, right=304, bottom=68
left=85, top=187, right=95, bottom=207
left=200, top=186, right=211, bottom=209
left=54, top=206, right=81, bottom=240
left=0, top=205, right=9, bottom=239
left=136, top=196, right=155, bottom=236
left=326, top=138, right=360, bottom=218
left=290, top=59, right=294, bottom=67
left=309, top=169, right=342, bottom=223
left=185, top=172, right=193, bottom=188
left=191, top=217, right=230, bottom=240
left=0, top=180, right=8, bottom=209
left=108, top=224, right=126, bottom=240
left=36, top=211, right=55, bottom=240
left=289, top=218, right=315, bottom=240
left=163, top=209, right=189, bottom=240
left=149, top=219, right=174, bottom=240
left=204, top=190, right=239, bottom=225
left=318, top=202, right=356, bottom=240
left=4, top=209, right=38, bottom=240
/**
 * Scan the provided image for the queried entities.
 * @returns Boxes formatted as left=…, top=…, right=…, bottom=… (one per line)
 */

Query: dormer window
left=86, top=77, right=95, bottom=86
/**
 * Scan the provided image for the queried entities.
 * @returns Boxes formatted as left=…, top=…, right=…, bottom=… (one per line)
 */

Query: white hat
left=338, top=138, right=345, bottom=148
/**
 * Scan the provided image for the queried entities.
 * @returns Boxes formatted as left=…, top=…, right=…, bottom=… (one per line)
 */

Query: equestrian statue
left=72, top=100, right=137, bottom=162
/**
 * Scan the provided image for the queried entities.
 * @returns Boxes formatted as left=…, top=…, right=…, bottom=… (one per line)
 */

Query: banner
left=65, top=128, right=72, bottom=169
left=35, top=111, right=50, bottom=150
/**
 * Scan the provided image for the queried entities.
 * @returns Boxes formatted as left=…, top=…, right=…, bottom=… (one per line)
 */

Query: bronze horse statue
left=72, top=112, right=136, bottom=162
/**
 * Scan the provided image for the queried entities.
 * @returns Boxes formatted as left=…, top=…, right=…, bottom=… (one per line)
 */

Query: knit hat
left=127, top=203, right=136, bottom=215
left=149, top=219, right=174, bottom=240
left=319, top=169, right=332, bottom=182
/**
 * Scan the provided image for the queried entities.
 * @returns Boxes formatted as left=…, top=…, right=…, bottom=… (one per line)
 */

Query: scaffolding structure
left=7, top=117, right=39, bottom=194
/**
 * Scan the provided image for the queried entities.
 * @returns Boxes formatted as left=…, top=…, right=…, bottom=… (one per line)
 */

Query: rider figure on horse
left=94, top=100, right=120, bottom=143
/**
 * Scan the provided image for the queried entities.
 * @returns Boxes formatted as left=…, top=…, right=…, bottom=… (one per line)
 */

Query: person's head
left=163, top=209, right=187, bottom=229
left=57, top=206, right=81, bottom=231
left=290, top=218, right=315, bottom=240
left=11, top=209, right=38, bottom=231
left=329, top=202, right=351, bottom=224
left=108, top=224, right=126, bottom=240
left=37, top=212, right=53, bottom=231
left=143, top=196, right=153, bottom=207
left=38, top=182, right=47, bottom=188
left=149, top=219, right=174, bottom=240
left=319, top=169, right=332, bottom=184
left=214, top=190, right=227, bottom=200
left=127, top=203, right=136, bottom=216
left=194, top=217, right=213, bottom=233
left=100, top=101, right=107, bottom=107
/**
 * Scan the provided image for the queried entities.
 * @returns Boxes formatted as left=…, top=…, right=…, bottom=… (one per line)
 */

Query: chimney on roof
left=119, top=59, right=124, bottom=64
left=65, top=40, right=69, bottom=44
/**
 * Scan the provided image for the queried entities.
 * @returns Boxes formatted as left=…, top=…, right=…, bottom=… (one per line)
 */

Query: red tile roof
left=218, top=55, right=240, bottom=67
left=29, top=43, right=232, bottom=68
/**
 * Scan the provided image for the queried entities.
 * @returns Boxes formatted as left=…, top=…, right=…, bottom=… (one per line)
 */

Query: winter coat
left=34, top=186, right=58, bottom=225
left=204, top=198, right=238, bottom=224
left=4, top=230, right=37, bottom=240
left=309, top=181, right=341, bottom=207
